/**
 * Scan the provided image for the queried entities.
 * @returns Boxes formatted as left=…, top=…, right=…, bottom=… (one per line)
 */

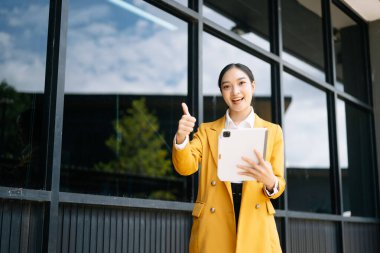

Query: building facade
left=0, top=0, right=379, bottom=252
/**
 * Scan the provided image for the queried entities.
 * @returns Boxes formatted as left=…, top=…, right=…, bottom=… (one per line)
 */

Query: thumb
left=182, top=102, right=190, bottom=116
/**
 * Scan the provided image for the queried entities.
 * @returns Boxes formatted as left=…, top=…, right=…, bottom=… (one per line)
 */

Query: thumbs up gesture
left=176, top=103, right=197, bottom=144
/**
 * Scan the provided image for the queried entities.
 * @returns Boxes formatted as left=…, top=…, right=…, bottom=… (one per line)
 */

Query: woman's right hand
left=176, top=103, right=197, bottom=144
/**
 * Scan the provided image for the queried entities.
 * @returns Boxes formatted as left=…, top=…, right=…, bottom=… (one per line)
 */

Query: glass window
left=203, top=32, right=271, bottom=123
left=0, top=0, right=49, bottom=189
left=203, top=0, right=270, bottom=51
left=337, top=100, right=376, bottom=217
left=173, top=0, right=188, bottom=7
left=331, top=4, right=368, bottom=102
left=282, top=0, right=325, bottom=83
left=284, top=72, right=332, bottom=213
left=62, top=0, right=189, bottom=201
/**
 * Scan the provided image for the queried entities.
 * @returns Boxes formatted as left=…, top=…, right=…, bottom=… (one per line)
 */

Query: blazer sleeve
left=265, top=124, right=286, bottom=199
left=172, top=124, right=205, bottom=176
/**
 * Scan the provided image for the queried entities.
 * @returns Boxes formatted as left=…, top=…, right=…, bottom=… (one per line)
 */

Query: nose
left=231, top=85, right=240, bottom=94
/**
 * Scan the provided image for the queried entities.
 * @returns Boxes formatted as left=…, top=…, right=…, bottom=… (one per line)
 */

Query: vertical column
left=188, top=0, right=203, bottom=202
left=322, top=0, right=343, bottom=252
left=369, top=19, right=380, bottom=215
left=269, top=0, right=287, bottom=251
left=42, top=0, right=68, bottom=252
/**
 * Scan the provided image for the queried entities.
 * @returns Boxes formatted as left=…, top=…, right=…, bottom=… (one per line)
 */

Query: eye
left=239, top=81, right=246, bottom=86
left=222, top=84, right=231, bottom=90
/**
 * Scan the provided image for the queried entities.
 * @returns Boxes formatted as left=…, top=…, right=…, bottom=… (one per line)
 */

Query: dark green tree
left=0, top=80, right=32, bottom=158
left=96, top=98, right=172, bottom=177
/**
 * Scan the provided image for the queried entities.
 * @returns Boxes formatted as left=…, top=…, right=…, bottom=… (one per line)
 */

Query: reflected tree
left=0, top=80, right=32, bottom=159
left=96, top=98, right=172, bottom=178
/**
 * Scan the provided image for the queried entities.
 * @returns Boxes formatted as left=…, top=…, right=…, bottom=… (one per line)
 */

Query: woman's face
left=220, top=67, right=255, bottom=116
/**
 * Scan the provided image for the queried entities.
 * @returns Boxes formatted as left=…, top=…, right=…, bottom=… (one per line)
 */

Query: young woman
left=173, top=63, right=285, bottom=253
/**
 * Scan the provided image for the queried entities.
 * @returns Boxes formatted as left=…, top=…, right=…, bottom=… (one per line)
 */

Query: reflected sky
left=65, top=0, right=187, bottom=94
left=203, top=33, right=271, bottom=96
left=0, top=0, right=49, bottom=92
left=336, top=100, right=349, bottom=168
left=284, top=72, right=330, bottom=168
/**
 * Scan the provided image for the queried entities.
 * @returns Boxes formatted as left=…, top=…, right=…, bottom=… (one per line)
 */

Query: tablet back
left=217, top=128, right=268, bottom=182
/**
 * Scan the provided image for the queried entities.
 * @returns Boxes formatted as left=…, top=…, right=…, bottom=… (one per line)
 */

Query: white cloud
left=64, top=4, right=188, bottom=94
left=69, top=5, right=111, bottom=26
left=0, top=4, right=48, bottom=91
left=202, top=33, right=271, bottom=96
left=6, top=4, right=48, bottom=33
left=0, top=32, right=12, bottom=47
left=283, top=73, right=330, bottom=168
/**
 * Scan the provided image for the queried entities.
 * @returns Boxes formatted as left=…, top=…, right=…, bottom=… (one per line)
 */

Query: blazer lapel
left=205, top=116, right=225, bottom=167
left=253, top=113, right=265, bottom=128
left=205, top=116, right=235, bottom=206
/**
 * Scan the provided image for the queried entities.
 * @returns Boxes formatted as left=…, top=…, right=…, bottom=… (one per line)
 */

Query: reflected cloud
left=5, top=4, right=48, bottom=30
left=64, top=1, right=187, bottom=94
left=0, top=3, right=48, bottom=92
left=284, top=74, right=330, bottom=168
left=203, top=33, right=271, bottom=96
left=284, top=73, right=348, bottom=168
left=69, top=5, right=111, bottom=26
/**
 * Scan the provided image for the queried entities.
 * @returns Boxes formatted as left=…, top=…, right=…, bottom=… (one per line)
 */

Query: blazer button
left=211, top=180, right=216, bottom=186
left=255, top=204, right=261, bottom=209
left=210, top=207, right=216, bottom=213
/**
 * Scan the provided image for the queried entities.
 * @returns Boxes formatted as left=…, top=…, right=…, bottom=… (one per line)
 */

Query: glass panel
left=203, top=32, right=271, bottom=123
left=282, top=0, right=325, bottom=83
left=173, top=0, right=187, bottom=7
left=337, top=100, right=376, bottom=217
left=203, top=0, right=270, bottom=51
left=62, top=0, right=189, bottom=201
left=331, top=4, right=368, bottom=101
left=0, top=0, right=49, bottom=189
left=284, top=72, right=332, bottom=213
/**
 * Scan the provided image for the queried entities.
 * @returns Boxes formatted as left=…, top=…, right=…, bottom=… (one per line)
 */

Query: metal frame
left=43, top=0, right=69, bottom=251
left=0, top=0, right=379, bottom=252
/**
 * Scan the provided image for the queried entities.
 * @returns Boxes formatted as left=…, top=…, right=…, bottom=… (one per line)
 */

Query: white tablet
left=217, top=128, right=268, bottom=182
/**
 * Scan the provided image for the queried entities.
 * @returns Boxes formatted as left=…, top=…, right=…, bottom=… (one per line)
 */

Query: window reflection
left=337, top=100, right=376, bottom=217
left=203, top=0, right=270, bottom=51
left=0, top=0, right=49, bottom=189
left=282, top=0, right=325, bottom=83
left=173, top=0, right=187, bottom=7
left=62, top=0, right=189, bottom=201
left=284, top=72, right=332, bottom=213
left=203, top=32, right=271, bottom=122
left=331, top=4, right=368, bottom=101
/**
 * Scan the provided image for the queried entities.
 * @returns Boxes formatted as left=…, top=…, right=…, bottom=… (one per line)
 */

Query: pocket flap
left=266, top=201, right=276, bottom=215
left=192, top=202, right=205, bottom=218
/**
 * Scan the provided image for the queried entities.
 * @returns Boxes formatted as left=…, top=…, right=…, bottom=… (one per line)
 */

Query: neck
left=229, top=107, right=252, bottom=125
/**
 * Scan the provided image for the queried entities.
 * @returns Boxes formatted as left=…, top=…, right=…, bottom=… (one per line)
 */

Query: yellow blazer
left=172, top=114, right=285, bottom=253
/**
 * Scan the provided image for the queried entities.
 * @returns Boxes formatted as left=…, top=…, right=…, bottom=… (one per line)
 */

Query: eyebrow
left=221, top=77, right=248, bottom=85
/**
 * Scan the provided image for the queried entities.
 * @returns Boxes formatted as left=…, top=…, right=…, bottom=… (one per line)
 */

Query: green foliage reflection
left=95, top=98, right=172, bottom=178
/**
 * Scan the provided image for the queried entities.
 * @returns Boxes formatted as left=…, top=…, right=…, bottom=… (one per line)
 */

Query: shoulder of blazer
left=254, top=113, right=281, bottom=130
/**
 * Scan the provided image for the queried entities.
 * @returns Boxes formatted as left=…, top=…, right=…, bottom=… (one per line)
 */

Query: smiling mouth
left=232, top=98, right=244, bottom=103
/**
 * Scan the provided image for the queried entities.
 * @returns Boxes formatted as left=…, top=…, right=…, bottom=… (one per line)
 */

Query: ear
left=251, top=81, right=256, bottom=92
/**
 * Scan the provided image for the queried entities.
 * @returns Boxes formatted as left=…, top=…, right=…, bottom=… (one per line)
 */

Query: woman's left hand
left=237, top=149, right=277, bottom=191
